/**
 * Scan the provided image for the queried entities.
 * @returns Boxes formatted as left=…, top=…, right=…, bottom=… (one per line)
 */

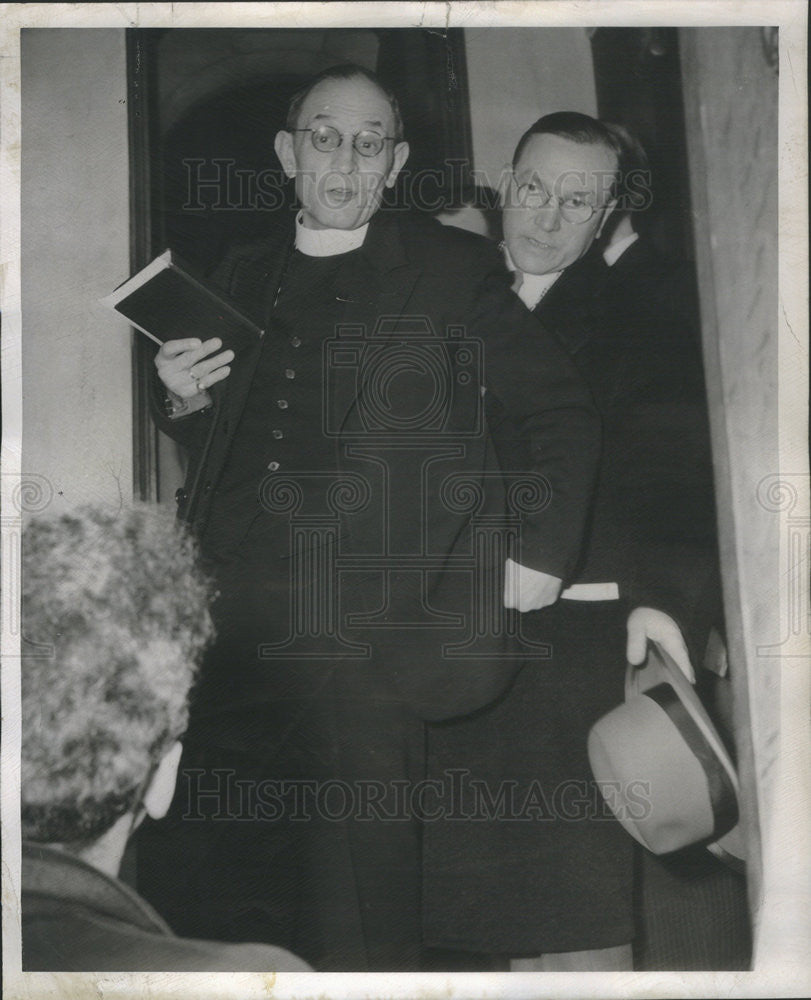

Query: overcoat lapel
left=327, top=213, right=422, bottom=437
left=214, top=233, right=296, bottom=439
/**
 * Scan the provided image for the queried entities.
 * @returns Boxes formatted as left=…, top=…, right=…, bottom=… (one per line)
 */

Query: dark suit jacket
left=539, top=240, right=718, bottom=655
left=23, top=842, right=309, bottom=972
left=151, top=210, right=600, bottom=722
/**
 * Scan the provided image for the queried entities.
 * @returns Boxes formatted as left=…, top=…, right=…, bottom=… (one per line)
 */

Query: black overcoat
left=423, top=242, right=719, bottom=955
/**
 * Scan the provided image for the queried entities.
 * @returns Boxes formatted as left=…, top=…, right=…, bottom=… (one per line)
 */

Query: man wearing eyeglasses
left=423, top=112, right=722, bottom=971
left=139, top=72, right=599, bottom=970
left=274, top=83, right=409, bottom=233
left=504, top=116, right=618, bottom=278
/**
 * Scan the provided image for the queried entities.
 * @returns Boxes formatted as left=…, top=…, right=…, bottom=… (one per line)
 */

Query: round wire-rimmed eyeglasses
left=292, top=125, right=396, bottom=158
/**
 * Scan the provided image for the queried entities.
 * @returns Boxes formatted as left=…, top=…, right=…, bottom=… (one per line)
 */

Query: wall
left=681, top=25, right=805, bottom=970
left=21, top=29, right=131, bottom=511
left=464, top=28, right=596, bottom=189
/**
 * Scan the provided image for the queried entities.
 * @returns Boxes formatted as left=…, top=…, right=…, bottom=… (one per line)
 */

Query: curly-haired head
left=21, top=504, right=215, bottom=846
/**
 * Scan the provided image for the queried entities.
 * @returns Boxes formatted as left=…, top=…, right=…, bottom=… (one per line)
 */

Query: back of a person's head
left=21, top=504, right=214, bottom=849
left=602, top=121, right=651, bottom=216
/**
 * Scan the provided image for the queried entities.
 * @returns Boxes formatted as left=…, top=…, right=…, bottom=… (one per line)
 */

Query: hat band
left=643, top=682, right=739, bottom=840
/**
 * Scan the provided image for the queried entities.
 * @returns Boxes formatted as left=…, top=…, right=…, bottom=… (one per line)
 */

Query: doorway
left=128, top=27, right=471, bottom=502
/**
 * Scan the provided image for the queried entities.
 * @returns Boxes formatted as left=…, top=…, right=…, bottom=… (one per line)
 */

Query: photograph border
left=2, top=3, right=808, bottom=998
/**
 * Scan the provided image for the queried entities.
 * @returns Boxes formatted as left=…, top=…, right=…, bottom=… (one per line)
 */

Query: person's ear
left=274, top=131, right=297, bottom=179
left=596, top=199, right=618, bottom=239
left=384, top=141, right=410, bottom=188
left=142, top=741, right=183, bottom=821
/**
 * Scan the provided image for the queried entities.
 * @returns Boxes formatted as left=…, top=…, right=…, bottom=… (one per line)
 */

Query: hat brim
left=628, top=641, right=745, bottom=865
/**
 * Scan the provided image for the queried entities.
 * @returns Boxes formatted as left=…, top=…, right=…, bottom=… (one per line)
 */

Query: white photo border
left=1, top=3, right=807, bottom=998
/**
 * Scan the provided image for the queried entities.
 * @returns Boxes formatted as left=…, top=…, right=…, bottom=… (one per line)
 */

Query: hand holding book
left=155, top=337, right=234, bottom=412
left=102, top=249, right=264, bottom=417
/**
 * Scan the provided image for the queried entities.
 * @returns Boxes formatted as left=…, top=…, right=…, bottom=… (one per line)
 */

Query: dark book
left=101, top=249, right=264, bottom=353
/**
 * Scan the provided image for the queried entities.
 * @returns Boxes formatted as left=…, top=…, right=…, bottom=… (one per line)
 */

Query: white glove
left=626, top=606, right=696, bottom=683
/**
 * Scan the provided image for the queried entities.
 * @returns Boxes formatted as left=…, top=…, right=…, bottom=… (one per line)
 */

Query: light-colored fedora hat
left=587, top=640, right=745, bottom=869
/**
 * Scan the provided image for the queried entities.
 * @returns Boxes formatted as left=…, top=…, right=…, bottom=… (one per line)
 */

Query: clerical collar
left=502, top=243, right=563, bottom=310
left=295, top=212, right=369, bottom=257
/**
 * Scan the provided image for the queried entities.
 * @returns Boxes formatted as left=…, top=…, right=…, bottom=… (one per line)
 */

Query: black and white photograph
left=1, top=3, right=808, bottom=998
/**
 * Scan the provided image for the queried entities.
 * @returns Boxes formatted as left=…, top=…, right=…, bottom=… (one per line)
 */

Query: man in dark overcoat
left=136, top=71, right=599, bottom=971
left=422, top=112, right=720, bottom=971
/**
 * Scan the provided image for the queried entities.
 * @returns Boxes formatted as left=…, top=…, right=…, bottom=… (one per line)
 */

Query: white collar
left=603, top=231, right=639, bottom=267
left=295, top=212, right=369, bottom=257
left=503, top=244, right=563, bottom=310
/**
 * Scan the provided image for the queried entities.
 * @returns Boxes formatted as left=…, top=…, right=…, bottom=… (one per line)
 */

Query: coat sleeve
left=474, top=267, right=601, bottom=584
left=337, top=228, right=599, bottom=722
left=384, top=260, right=600, bottom=721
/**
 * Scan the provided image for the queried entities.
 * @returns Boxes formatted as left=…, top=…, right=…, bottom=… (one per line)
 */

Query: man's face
left=503, top=132, right=617, bottom=275
left=274, top=76, right=409, bottom=231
